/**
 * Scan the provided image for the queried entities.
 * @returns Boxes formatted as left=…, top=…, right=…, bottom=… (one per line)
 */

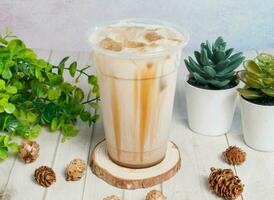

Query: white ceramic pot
left=240, top=96, right=274, bottom=151
left=185, top=81, right=238, bottom=136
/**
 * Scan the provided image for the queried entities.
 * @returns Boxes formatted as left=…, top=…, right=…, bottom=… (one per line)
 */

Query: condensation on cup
left=90, top=19, right=189, bottom=168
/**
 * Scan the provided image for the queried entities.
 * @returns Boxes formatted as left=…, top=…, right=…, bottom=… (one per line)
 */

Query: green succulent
left=238, top=53, right=274, bottom=99
left=184, top=37, right=245, bottom=89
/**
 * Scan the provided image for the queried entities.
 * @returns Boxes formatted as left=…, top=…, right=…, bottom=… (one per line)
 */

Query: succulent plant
left=238, top=53, right=274, bottom=99
left=184, top=37, right=245, bottom=89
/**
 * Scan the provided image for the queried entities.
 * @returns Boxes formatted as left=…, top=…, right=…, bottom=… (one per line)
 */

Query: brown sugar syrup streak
left=111, top=81, right=121, bottom=160
left=139, top=63, right=156, bottom=161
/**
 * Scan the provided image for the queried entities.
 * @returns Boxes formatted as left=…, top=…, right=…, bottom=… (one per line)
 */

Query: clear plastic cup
left=90, top=19, right=189, bottom=168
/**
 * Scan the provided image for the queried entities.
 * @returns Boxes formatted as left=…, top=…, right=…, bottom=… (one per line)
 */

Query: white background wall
left=0, top=0, right=273, bottom=52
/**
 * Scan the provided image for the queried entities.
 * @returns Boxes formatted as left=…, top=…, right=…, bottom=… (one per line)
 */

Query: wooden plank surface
left=162, top=52, right=231, bottom=200
left=226, top=49, right=274, bottom=200
left=82, top=117, right=124, bottom=200
left=0, top=49, right=52, bottom=193
left=1, top=48, right=274, bottom=200
left=44, top=51, right=96, bottom=200
left=3, top=50, right=62, bottom=200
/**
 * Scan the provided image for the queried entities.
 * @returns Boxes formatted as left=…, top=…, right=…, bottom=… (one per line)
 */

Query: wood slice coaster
left=90, top=140, right=181, bottom=189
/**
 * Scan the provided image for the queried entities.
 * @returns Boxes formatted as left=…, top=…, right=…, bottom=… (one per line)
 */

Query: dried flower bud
left=103, top=195, right=121, bottom=200
left=208, top=167, right=244, bottom=200
left=66, top=159, right=86, bottom=181
left=146, top=190, right=167, bottom=200
left=34, top=166, right=56, bottom=187
left=19, top=140, right=40, bottom=163
left=223, top=146, right=246, bottom=165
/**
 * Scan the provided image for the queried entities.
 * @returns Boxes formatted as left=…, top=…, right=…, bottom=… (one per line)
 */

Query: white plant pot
left=185, top=81, right=238, bottom=136
left=240, top=96, right=274, bottom=151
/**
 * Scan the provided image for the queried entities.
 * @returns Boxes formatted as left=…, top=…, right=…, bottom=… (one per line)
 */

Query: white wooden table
left=1, top=48, right=274, bottom=200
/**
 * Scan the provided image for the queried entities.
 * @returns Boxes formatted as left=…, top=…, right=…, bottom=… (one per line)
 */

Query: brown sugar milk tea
left=90, top=20, right=188, bottom=168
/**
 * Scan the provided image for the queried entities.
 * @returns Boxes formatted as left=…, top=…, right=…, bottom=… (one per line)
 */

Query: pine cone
left=34, top=166, right=56, bottom=187
left=66, top=159, right=86, bottom=181
left=103, top=195, right=121, bottom=200
left=19, top=140, right=40, bottom=163
left=223, top=146, right=246, bottom=165
left=146, top=190, right=167, bottom=200
left=208, top=167, right=244, bottom=200
left=0, top=192, right=10, bottom=200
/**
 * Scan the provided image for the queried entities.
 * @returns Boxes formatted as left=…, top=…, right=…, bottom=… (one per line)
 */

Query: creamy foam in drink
left=90, top=20, right=187, bottom=168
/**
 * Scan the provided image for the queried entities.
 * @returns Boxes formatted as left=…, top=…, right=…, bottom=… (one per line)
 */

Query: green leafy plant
left=184, top=37, right=245, bottom=89
left=0, top=135, right=19, bottom=160
left=0, top=31, right=100, bottom=160
left=238, top=53, right=274, bottom=99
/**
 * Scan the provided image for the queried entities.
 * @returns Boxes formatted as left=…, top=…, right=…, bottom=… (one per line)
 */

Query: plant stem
left=82, top=97, right=100, bottom=104
left=53, top=66, right=90, bottom=77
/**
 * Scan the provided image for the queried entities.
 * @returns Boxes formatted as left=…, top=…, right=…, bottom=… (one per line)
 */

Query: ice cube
left=99, top=38, right=122, bottom=51
left=125, top=41, right=145, bottom=48
left=144, top=32, right=163, bottom=42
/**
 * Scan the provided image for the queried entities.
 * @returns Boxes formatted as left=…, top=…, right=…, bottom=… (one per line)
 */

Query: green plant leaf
left=8, top=142, right=19, bottom=152
left=47, top=73, right=63, bottom=85
left=42, top=103, right=58, bottom=123
left=6, top=86, right=17, bottom=94
left=0, top=62, right=4, bottom=74
left=193, top=72, right=208, bottom=85
left=2, top=67, right=12, bottom=79
left=69, top=62, right=77, bottom=77
left=200, top=48, right=209, bottom=65
left=88, top=75, right=97, bottom=85
left=74, top=88, right=84, bottom=102
left=7, top=39, right=26, bottom=51
left=4, top=103, right=16, bottom=114
left=89, top=102, right=100, bottom=110
left=229, top=52, right=243, bottom=62
left=0, top=79, right=5, bottom=90
left=238, top=88, right=263, bottom=99
left=58, top=56, right=69, bottom=66
left=18, top=48, right=37, bottom=60
left=62, top=124, right=79, bottom=142
left=214, top=60, right=230, bottom=72
left=262, top=88, right=274, bottom=97
left=213, top=51, right=225, bottom=62
left=243, top=60, right=262, bottom=75
left=61, top=82, right=75, bottom=93
left=194, top=51, right=203, bottom=65
left=225, top=48, right=234, bottom=59
left=203, top=66, right=216, bottom=78
left=3, top=136, right=9, bottom=146
left=26, top=112, right=36, bottom=123
left=48, top=87, right=61, bottom=100
left=50, top=117, right=58, bottom=131
left=185, top=57, right=204, bottom=75
left=208, top=79, right=230, bottom=88
left=28, top=125, right=41, bottom=139
left=0, top=34, right=100, bottom=160
left=80, top=111, right=91, bottom=121
left=0, top=148, right=8, bottom=160
left=214, top=37, right=226, bottom=50
left=218, top=56, right=245, bottom=75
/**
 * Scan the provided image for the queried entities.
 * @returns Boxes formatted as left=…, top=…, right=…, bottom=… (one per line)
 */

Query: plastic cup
left=90, top=19, right=188, bottom=168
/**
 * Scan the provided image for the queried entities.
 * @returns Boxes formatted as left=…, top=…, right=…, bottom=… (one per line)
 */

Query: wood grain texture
left=3, top=50, right=61, bottom=200
left=1, top=48, right=274, bottom=200
left=226, top=50, right=274, bottom=200
left=44, top=51, right=95, bottom=200
left=90, top=141, right=181, bottom=189
left=162, top=51, right=234, bottom=200
left=83, top=118, right=124, bottom=200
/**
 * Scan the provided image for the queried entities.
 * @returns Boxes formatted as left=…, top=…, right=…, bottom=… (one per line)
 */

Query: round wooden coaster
left=90, top=140, right=181, bottom=189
